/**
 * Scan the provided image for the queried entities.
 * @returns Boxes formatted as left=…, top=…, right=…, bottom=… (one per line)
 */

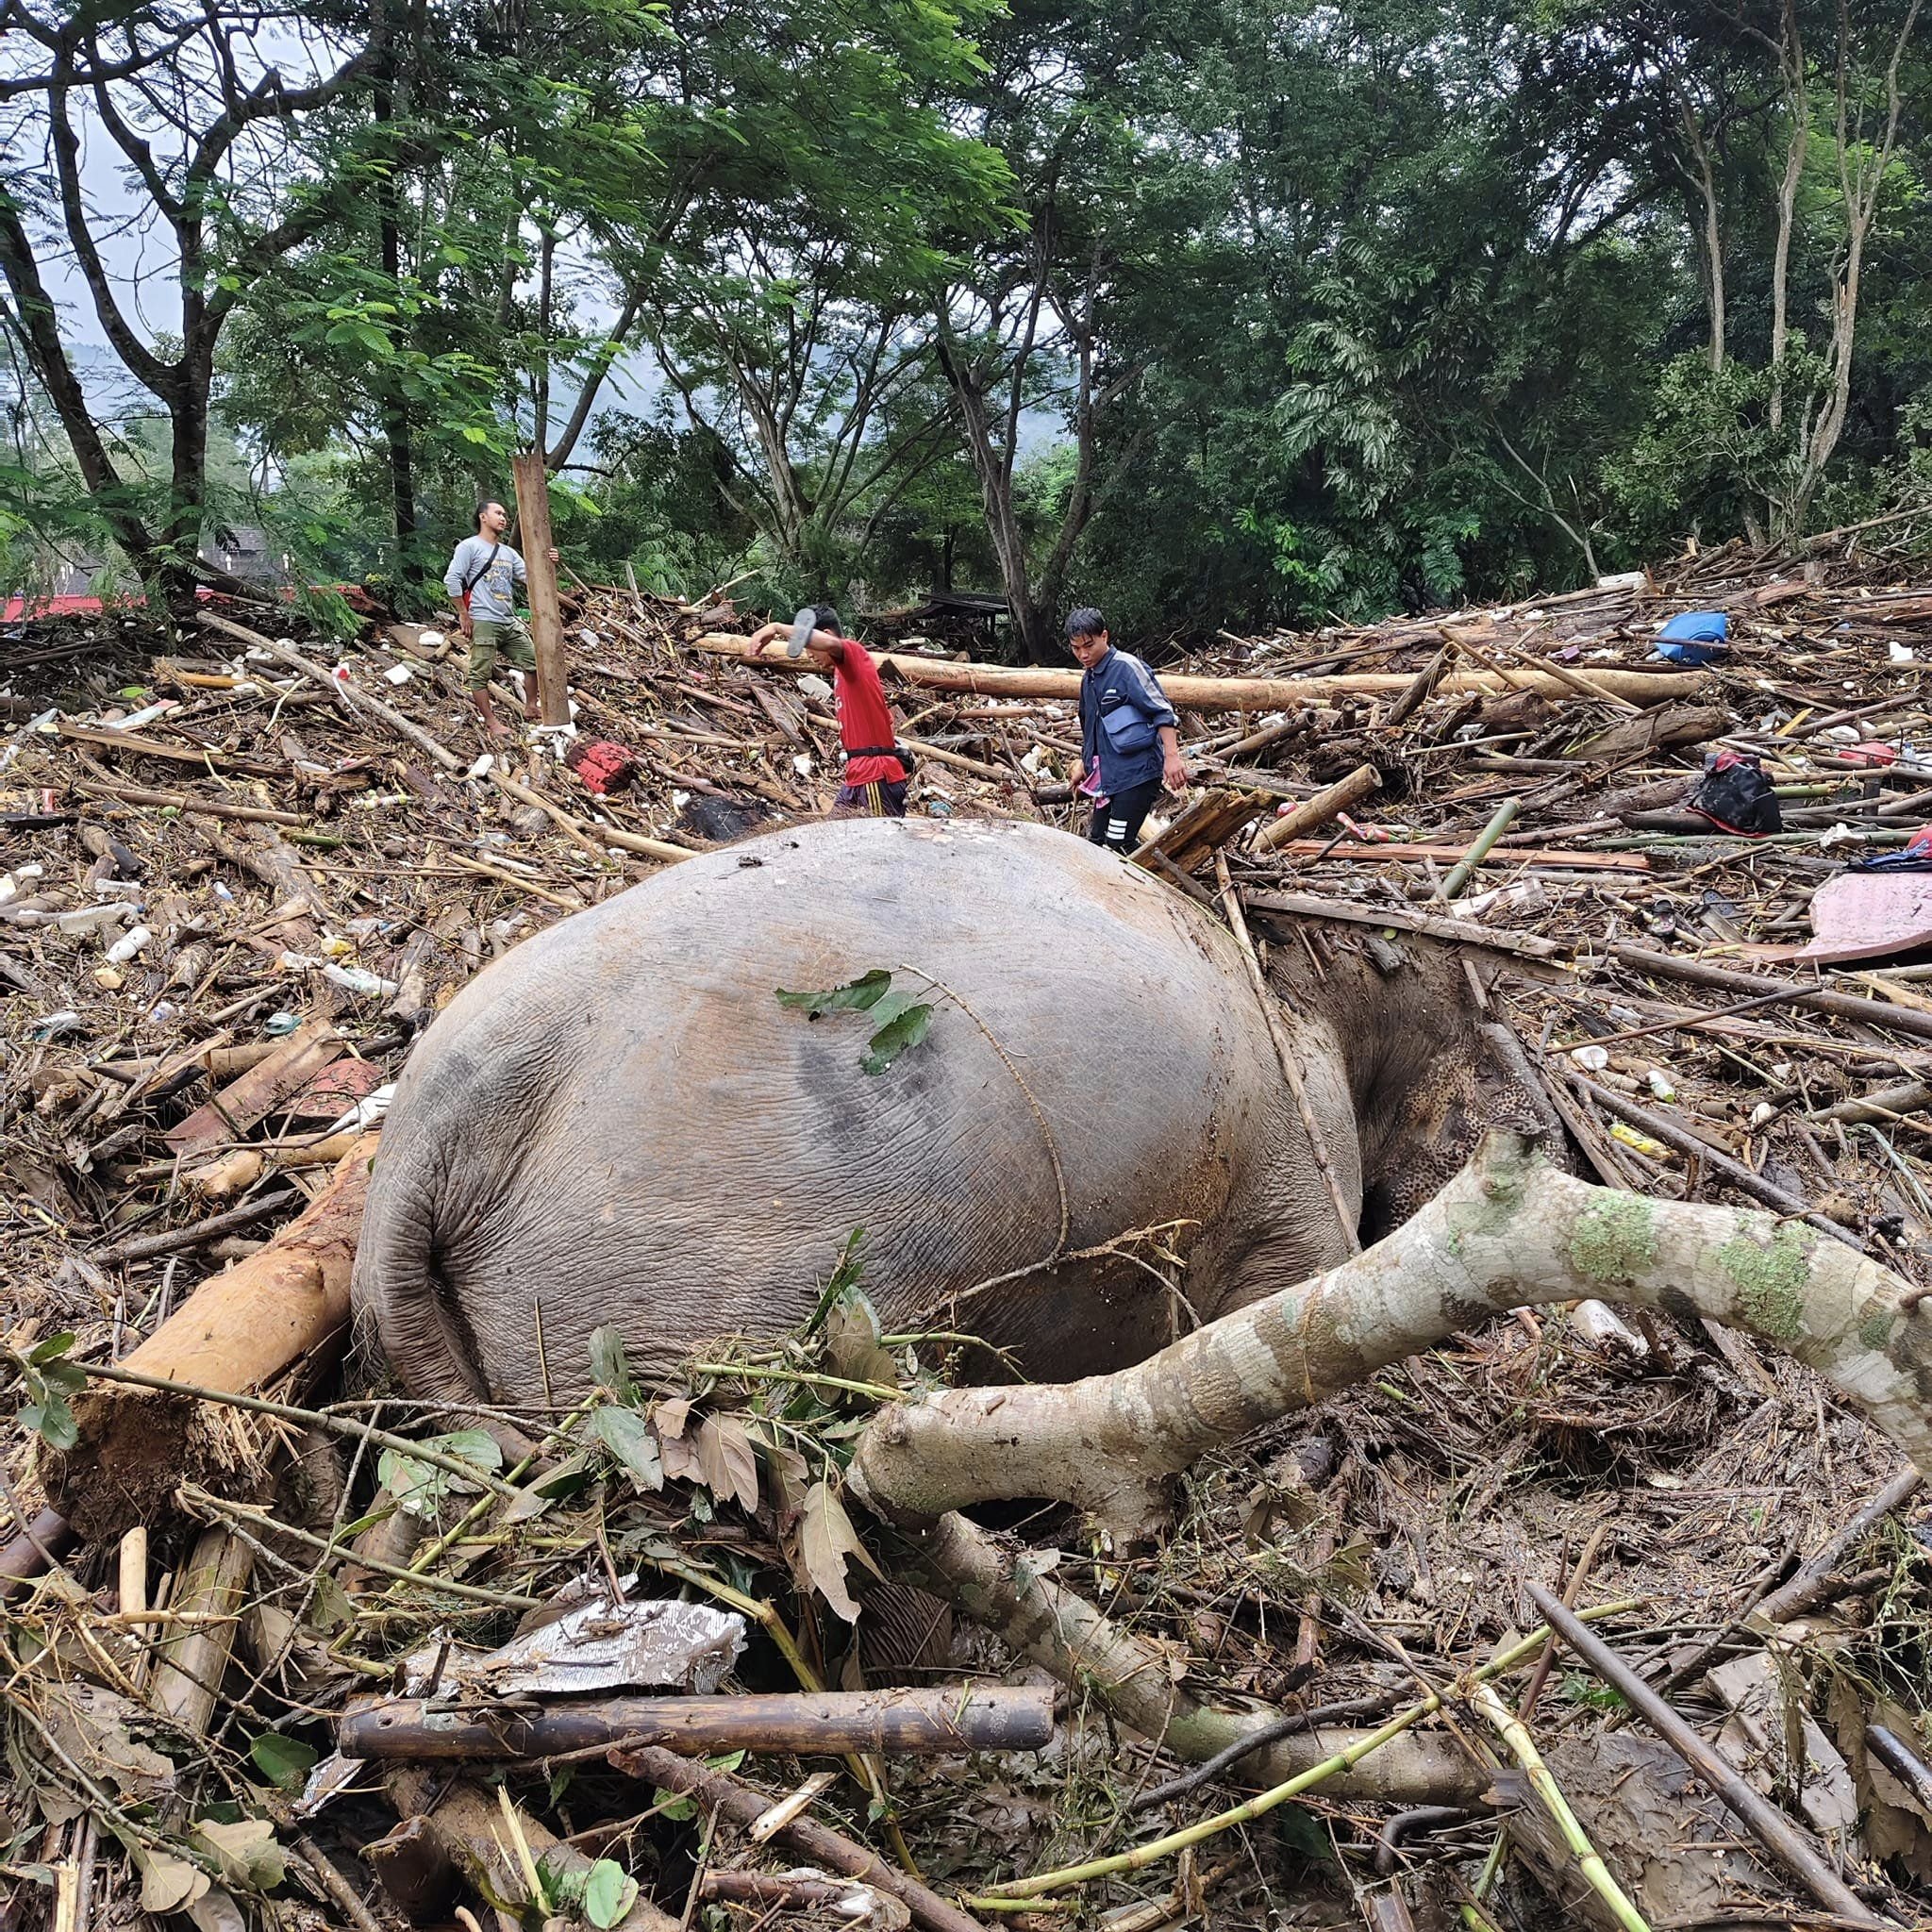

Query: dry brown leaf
left=799, top=1479, right=881, bottom=1623
left=696, top=1412, right=759, bottom=1511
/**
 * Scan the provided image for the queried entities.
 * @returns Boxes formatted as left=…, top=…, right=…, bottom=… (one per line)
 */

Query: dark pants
left=1088, top=778, right=1161, bottom=852
left=834, top=778, right=909, bottom=818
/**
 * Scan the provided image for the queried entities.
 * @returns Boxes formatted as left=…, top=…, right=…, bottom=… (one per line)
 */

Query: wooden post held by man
left=510, top=450, right=569, bottom=725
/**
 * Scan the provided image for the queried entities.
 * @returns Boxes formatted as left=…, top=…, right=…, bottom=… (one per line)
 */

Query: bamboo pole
left=1440, top=798, right=1521, bottom=900
left=1470, top=1682, right=1652, bottom=1932
left=1252, top=763, right=1381, bottom=854
left=974, top=1607, right=1637, bottom=1902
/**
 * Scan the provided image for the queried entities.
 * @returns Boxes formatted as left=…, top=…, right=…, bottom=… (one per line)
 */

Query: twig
left=1524, top=1585, right=1890, bottom=1929
left=177, top=1486, right=543, bottom=1609
left=979, top=1607, right=1637, bottom=1900
left=895, top=960, right=1070, bottom=1254
left=608, top=1742, right=988, bottom=1932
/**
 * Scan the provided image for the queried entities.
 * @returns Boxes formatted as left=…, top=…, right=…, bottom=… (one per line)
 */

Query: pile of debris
left=3, top=540, right=1932, bottom=1930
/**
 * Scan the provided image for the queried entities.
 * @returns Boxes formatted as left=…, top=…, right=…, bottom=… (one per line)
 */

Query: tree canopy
left=2, top=0, right=1927, bottom=641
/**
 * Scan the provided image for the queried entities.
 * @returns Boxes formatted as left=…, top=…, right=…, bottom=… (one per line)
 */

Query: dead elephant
left=351, top=817, right=1536, bottom=1407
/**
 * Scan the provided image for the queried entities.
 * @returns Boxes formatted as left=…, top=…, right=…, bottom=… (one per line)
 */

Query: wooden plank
left=56, top=719, right=287, bottom=777
left=164, top=1017, right=345, bottom=1158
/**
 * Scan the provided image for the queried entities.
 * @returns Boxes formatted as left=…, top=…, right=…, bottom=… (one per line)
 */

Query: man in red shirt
left=745, top=606, right=911, bottom=817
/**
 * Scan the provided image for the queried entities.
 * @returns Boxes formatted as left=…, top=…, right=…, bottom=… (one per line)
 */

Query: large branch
left=898, top=1513, right=1491, bottom=1805
left=851, top=1133, right=1932, bottom=1532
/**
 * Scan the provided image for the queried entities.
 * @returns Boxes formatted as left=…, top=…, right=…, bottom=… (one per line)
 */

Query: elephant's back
left=364, top=819, right=1282, bottom=1393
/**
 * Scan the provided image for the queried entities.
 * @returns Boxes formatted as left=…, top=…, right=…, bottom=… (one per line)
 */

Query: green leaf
left=583, top=1858, right=639, bottom=1929
left=26, top=1332, right=75, bottom=1365
left=22, top=1399, right=77, bottom=1451
left=589, top=1326, right=631, bottom=1396
left=859, top=1002, right=933, bottom=1075
left=775, top=969, right=891, bottom=1015
left=591, top=1405, right=664, bottom=1491
left=248, top=1732, right=318, bottom=1790
left=652, top=1789, right=697, bottom=1822
left=377, top=1429, right=502, bottom=1518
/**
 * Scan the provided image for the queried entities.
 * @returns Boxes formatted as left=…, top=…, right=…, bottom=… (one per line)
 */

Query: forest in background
left=2, top=0, right=1929, bottom=658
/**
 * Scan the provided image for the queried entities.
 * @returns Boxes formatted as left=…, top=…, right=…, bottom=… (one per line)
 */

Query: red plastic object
left=569, top=740, right=638, bottom=795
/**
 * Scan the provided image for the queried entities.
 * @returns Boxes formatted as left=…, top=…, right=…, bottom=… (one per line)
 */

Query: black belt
left=842, top=743, right=914, bottom=774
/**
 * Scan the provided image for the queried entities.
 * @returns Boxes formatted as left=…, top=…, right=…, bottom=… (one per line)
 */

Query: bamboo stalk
left=1440, top=798, right=1521, bottom=900
left=979, top=1607, right=1637, bottom=1900
left=1524, top=1584, right=1890, bottom=1929
left=1470, top=1682, right=1652, bottom=1932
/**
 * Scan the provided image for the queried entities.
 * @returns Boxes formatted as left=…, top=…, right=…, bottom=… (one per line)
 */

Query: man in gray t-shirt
left=443, top=500, right=558, bottom=737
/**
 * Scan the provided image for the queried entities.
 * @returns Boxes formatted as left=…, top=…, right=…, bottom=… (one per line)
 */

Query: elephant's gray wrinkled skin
left=352, top=817, right=1503, bottom=1407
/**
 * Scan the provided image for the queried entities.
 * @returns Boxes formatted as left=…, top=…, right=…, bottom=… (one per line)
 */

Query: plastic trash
left=1570, top=1044, right=1611, bottom=1073
left=1652, top=609, right=1729, bottom=665
left=29, top=1011, right=83, bottom=1041
left=1890, top=641, right=1916, bottom=664
left=0, top=863, right=44, bottom=903
left=797, top=674, right=833, bottom=700
left=1609, top=1121, right=1673, bottom=1159
left=1646, top=1068, right=1676, bottom=1102
left=465, top=752, right=496, bottom=779
left=263, top=1012, right=302, bottom=1036
left=323, top=962, right=400, bottom=997
left=416, top=628, right=446, bottom=649
left=791, top=753, right=814, bottom=776
left=324, top=1082, right=396, bottom=1135
left=55, top=904, right=129, bottom=935
left=104, top=924, right=153, bottom=964
left=383, top=662, right=413, bottom=685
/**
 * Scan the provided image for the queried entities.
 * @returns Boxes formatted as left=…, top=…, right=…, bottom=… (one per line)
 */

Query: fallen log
left=694, top=636, right=1707, bottom=711
left=1131, top=786, right=1272, bottom=873
left=47, top=1133, right=377, bottom=1542
left=1242, top=889, right=1568, bottom=960
left=341, top=1685, right=1053, bottom=1760
left=379, top=1769, right=677, bottom=1931
left=1268, top=838, right=1651, bottom=872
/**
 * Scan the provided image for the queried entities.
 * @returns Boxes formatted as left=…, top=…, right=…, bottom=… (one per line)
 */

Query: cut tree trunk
left=511, top=449, right=570, bottom=726
left=850, top=1132, right=1932, bottom=1533
left=47, top=1134, right=377, bottom=1541
left=696, top=637, right=1706, bottom=712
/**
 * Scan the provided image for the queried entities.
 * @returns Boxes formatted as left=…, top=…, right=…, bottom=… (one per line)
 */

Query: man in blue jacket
left=1070, top=606, right=1189, bottom=850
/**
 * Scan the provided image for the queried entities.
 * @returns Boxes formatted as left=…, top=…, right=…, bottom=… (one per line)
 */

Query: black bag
left=1688, top=750, right=1782, bottom=836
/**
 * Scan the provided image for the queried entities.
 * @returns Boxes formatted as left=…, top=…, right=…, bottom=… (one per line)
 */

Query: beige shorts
left=467, top=616, right=537, bottom=691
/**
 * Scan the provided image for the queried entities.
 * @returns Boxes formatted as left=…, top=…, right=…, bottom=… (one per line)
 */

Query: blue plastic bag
left=1652, top=609, right=1729, bottom=665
